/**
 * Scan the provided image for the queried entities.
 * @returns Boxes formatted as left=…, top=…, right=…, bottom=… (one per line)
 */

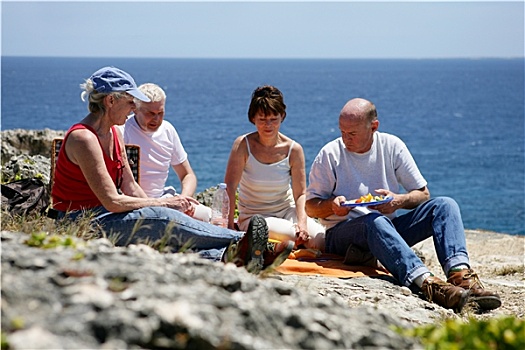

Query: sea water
left=1, top=57, right=523, bottom=235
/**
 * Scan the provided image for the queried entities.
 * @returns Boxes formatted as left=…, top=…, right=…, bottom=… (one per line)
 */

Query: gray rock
left=1, top=128, right=64, bottom=184
left=1, top=128, right=65, bottom=162
left=1, top=231, right=421, bottom=349
left=1, top=154, right=51, bottom=184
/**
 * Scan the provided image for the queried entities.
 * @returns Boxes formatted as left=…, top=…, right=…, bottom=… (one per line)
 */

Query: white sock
left=414, top=272, right=432, bottom=288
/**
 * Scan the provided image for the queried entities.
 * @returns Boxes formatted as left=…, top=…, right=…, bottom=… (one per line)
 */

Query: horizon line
left=2, top=55, right=524, bottom=60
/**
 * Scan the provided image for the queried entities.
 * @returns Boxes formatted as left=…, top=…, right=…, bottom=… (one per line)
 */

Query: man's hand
left=332, top=196, right=352, bottom=216
left=369, top=187, right=429, bottom=214
left=368, top=189, right=398, bottom=215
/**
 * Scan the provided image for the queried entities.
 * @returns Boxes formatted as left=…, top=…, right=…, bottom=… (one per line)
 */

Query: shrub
left=397, top=316, right=524, bottom=350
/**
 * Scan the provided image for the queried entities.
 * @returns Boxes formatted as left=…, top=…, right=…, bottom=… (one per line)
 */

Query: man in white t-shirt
left=306, top=97, right=500, bottom=312
left=121, top=83, right=211, bottom=222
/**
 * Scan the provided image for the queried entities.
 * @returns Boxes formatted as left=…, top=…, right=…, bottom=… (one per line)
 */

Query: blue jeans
left=325, top=197, right=470, bottom=287
left=56, top=206, right=243, bottom=261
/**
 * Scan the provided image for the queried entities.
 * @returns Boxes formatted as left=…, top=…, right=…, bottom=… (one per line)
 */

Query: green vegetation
left=1, top=332, right=9, bottom=349
left=397, top=316, right=525, bottom=350
left=25, top=231, right=76, bottom=249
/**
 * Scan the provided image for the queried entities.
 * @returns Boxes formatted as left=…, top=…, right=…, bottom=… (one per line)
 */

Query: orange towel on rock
left=275, top=253, right=390, bottom=278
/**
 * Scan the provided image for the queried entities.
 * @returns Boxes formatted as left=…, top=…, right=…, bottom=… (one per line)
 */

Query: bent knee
left=432, top=196, right=460, bottom=212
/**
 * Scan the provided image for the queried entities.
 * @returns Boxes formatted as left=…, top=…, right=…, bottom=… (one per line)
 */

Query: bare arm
left=172, top=159, right=197, bottom=197
left=65, top=129, right=198, bottom=214
left=223, top=135, right=248, bottom=229
left=305, top=196, right=348, bottom=219
left=306, top=187, right=431, bottom=218
left=289, top=142, right=309, bottom=243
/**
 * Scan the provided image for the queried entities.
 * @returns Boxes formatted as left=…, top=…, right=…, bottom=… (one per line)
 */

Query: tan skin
left=134, top=98, right=198, bottom=198
left=224, top=111, right=310, bottom=246
left=64, top=92, right=198, bottom=216
left=305, top=98, right=429, bottom=219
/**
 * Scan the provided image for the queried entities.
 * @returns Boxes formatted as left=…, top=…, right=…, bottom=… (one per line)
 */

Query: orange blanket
left=275, top=253, right=390, bottom=278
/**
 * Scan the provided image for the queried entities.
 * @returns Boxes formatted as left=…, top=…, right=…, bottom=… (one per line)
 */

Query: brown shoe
left=263, top=241, right=294, bottom=270
left=421, top=276, right=470, bottom=312
left=447, top=268, right=502, bottom=310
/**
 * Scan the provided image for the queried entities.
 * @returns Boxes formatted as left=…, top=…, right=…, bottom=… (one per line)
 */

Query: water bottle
left=211, top=183, right=229, bottom=227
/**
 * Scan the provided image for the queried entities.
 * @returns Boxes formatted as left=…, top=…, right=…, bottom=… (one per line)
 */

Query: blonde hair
left=80, top=79, right=127, bottom=114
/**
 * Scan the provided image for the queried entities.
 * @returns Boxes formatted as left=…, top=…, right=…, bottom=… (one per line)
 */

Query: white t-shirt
left=121, top=116, right=187, bottom=198
left=306, top=131, right=427, bottom=229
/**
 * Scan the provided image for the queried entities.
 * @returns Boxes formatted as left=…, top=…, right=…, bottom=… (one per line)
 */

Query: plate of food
left=341, top=193, right=393, bottom=207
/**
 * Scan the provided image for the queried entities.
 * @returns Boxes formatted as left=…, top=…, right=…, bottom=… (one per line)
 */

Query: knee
left=365, top=213, right=395, bottom=233
left=432, top=197, right=460, bottom=215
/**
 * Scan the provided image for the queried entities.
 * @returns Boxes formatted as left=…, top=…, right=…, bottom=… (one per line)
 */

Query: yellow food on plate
left=289, top=249, right=322, bottom=259
left=355, top=193, right=385, bottom=203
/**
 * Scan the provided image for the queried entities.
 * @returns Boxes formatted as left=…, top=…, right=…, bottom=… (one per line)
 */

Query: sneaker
left=447, top=268, right=502, bottom=310
left=421, top=276, right=470, bottom=313
left=263, top=240, right=294, bottom=270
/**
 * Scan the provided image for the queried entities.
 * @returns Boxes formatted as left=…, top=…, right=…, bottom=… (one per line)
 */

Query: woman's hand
left=295, top=225, right=310, bottom=248
left=165, top=195, right=200, bottom=217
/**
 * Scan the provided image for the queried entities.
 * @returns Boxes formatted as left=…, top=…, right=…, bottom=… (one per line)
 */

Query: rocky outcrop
left=1, top=128, right=65, bottom=163
left=2, top=228, right=523, bottom=350
left=1, top=154, right=51, bottom=184
left=1, top=231, right=420, bottom=350
left=1, top=129, right=64, bottom=184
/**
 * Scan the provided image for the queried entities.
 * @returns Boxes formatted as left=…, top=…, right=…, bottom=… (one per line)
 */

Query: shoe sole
left=455, top=290, right=470, bottom=313
left=246, top=215, right=269, bottom=274
left=470, top=295, right=502, bottom=311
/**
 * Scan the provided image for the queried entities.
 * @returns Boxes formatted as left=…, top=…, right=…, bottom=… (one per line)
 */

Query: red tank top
left=51, top=124, right=123, bottom=211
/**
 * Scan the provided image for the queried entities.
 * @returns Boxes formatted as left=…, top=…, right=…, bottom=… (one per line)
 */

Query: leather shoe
left=421, top=276, right=470, bottom=313
left=263, top=240, right=294, bottom=270
left=447, top=268, right=502, bottom=310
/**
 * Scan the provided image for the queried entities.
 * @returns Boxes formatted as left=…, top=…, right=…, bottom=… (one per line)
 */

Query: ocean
left=1, top=57, right=524, bottom=235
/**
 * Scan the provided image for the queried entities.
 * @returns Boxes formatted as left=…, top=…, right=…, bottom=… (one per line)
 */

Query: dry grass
left=0, top=209, right=192, bottom=254
left=492, top=264, right=525, bottom=277
left=1, top=210, right=99, bottom=240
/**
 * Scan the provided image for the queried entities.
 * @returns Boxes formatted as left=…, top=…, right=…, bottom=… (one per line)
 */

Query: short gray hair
left=135, top=83, right=166, bottom=107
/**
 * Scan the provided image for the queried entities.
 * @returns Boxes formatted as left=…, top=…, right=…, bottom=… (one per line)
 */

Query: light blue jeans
left=325, top=197, right=470, bottom=287
left=56, top=206, right=243, bottom=261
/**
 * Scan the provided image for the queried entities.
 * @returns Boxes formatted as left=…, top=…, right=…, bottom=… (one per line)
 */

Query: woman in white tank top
left=224, top=86, right=325, bottom=251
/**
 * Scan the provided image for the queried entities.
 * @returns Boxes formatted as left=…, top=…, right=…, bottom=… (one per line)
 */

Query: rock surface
left=2, top=231, right=419, bottom=350
left=1, top=128, right=64, bottom=163
left=1, top=128, right=64, bottom=184
left=1, top=229, right=523, bottom=349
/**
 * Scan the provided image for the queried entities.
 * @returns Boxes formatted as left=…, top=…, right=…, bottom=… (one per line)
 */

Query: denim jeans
left=325, top=197, right=470, bottom=287
left=56, top=206, right=243, bottom=261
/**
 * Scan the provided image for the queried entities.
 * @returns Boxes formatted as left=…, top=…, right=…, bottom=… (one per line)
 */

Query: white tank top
left=238, top=137, right=295, bottom=217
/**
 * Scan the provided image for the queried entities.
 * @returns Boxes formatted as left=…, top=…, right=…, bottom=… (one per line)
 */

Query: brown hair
left=247, top=85, right=287, bottom=124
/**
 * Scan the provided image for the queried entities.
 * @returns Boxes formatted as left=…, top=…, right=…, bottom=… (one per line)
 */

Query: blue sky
left=1, top=1, right=523, bottom=59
